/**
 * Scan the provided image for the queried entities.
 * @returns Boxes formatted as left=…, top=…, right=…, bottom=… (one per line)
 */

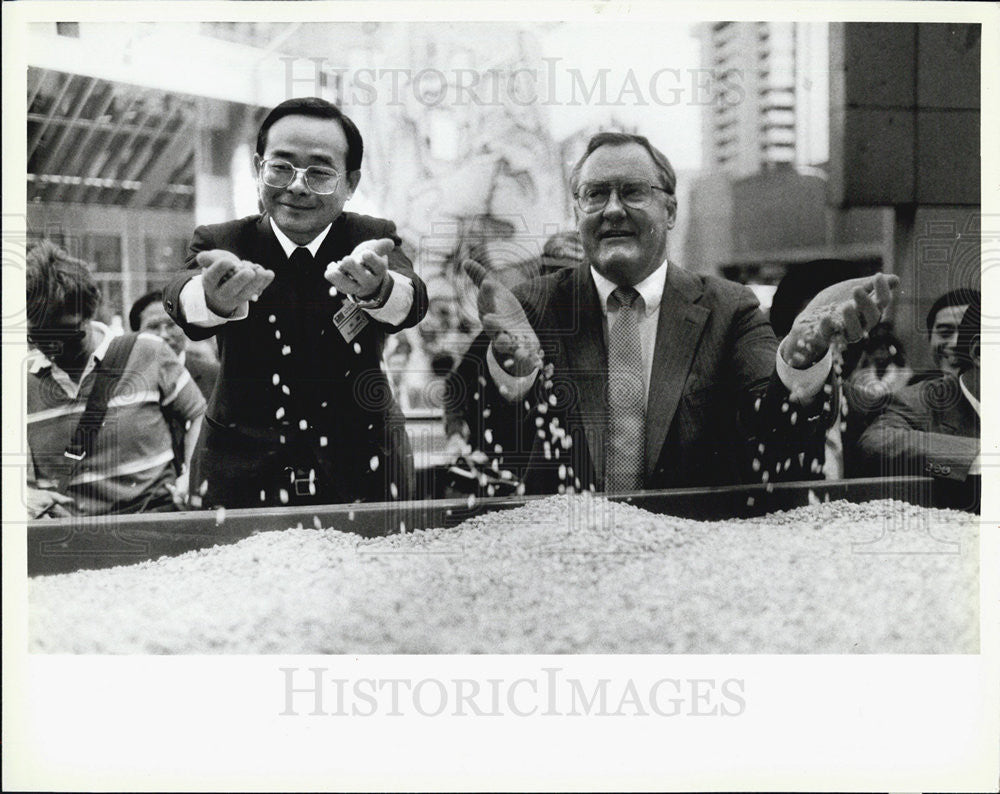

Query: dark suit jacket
left=464, top=264, right=831, bottom=494
left=857, top=375, right=979, bottom=481
left=163, top=212, right=427, bottom=507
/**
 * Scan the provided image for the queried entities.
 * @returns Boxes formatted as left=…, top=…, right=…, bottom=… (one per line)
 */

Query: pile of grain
left=29, top=496, right=978, bottom=653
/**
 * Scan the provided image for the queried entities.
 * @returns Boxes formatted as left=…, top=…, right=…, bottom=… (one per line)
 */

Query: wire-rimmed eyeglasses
left=575, top=180, right=671, bottom=213
left=256, top=157, right=342, bottom=195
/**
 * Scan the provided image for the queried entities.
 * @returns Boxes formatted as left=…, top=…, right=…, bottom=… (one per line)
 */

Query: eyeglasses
left=575, top=181, right=671, bottom=213
left=257, top=157, right=342, bottom=195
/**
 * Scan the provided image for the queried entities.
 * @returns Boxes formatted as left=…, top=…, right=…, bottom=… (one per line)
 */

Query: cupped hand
left=781, top=273, right=899, bottom=368
left=165, top=468, right=189, bottom=509
left=325, top=237, right=395, bottom=298
left=463, top=259, right=543, bottom=377
left=198, top=250, right=275, bottom=317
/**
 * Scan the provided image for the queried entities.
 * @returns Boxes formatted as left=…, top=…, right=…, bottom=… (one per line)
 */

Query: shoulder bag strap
left=58, top=332, right=139, bottom=493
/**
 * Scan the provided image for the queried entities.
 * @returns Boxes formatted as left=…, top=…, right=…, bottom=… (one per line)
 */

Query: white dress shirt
left=179, top=218, right=414, bottom=327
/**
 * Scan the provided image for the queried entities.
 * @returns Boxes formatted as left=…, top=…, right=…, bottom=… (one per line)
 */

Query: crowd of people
left=25, top=98, right=983, bottom=518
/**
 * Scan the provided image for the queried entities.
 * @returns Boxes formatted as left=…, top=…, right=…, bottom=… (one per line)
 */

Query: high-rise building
left=697, top=21, right=828, bottom=177
left=684, top=21, right=887, bottom=308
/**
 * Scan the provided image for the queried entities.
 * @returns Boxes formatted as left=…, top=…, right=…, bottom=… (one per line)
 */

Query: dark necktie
left=289, top=246, right=314, bottom=269
left=286, top=246, right=315, bottom=414
left=606, top=286, right=645, bottom=492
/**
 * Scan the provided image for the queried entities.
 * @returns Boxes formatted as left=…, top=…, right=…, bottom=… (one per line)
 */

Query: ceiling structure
left=27, top=68, right=199, bottom=211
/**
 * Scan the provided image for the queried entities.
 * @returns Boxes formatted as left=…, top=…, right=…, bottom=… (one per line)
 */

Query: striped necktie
left=605, top=286, right=645, bottom=492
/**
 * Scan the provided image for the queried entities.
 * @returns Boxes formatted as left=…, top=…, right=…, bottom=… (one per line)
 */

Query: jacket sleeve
left=162, top=225, right=221, bottom=342
left=377, top=219, right=427, bottom=332
left=857, top=390, right=978, bottom=482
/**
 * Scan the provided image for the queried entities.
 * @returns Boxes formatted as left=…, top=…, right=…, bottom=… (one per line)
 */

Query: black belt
left=205, top=414, right=312, bottom=445
left=203, top=414, right=367, bottom=502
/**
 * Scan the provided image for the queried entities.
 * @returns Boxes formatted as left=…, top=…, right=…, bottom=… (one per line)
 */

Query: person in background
left=384, top=330, right=423, bottom=412
left=163, top=97, right=427, bottom=509
left=26, top=242, right=205, bottom=517
left=844, top=322, right=912, bottom=414
left=463, top=132, right=898, bottom=495
left=840, top=322, right=914, bottom=475
left=858, top=298, right=980, bottom=511
left=129, top=290, right=219, bottom=399
left=850, top=322, right=911, bottom=390
left=911, top=288, right=980, bottom=383
left=129, top=289, right=218, bottom=474
left=538, top=229, right=585, bottom=273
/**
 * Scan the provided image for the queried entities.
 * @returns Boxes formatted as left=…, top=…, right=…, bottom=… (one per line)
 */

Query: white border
left=4, top=2, right=998, bottom=791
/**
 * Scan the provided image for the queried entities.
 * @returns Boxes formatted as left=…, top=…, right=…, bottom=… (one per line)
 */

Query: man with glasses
left=466, top=131, right=897, bottom=494
left=163, top=97, right=427, bottom=509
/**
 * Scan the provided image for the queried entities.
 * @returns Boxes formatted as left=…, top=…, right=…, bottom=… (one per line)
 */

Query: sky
left=539, top=22, right=704, bottom=171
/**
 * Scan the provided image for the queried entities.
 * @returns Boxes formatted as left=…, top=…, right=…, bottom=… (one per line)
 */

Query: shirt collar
left=28, top=321, right=117, bottom=373
left=959, top=373, right=980, bottom=417
left=29, top=321, right=121, bottom=399
left=90, top=321, right=117, bottom=361
left=269, top=217, right=332, bottom=258
left=590, top=259, right=668, bottom=317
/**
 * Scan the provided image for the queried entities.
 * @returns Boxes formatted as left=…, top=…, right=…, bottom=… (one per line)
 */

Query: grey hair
left=569, top=132, right=677, bottom=198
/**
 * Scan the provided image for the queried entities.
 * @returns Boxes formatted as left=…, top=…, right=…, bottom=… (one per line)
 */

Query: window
left=145, top=236, right=189, bottom=292
left=83, top=234, right=123, bottom=273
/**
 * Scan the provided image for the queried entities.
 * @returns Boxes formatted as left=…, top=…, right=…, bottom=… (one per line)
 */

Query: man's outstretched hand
left=198, top=250, right=275, bottom=317
left=463, top=259, right=543, bottom=377
left=325, top=238, right=395, bottom=299
left=781, top=273, right=899, bottom=368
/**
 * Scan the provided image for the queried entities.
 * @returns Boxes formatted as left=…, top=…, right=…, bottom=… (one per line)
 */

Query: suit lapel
left=313, top=214, right=351, bottom=266
left=255, top=215, right=286, bottom=264
left=644, top=265, right=710, bottom=478
left=253, top=216, right=297, bottom=315
left=559, top=267, right=608, bottom=486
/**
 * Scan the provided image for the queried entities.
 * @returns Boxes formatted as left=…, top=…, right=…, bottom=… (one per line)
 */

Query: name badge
left=332, top=301, right=370, bottom=343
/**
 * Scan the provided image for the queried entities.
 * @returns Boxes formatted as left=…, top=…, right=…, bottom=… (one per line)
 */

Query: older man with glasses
left=163, top=97, right=427, bottom=509
left=464, top=131, right=898, bottom=494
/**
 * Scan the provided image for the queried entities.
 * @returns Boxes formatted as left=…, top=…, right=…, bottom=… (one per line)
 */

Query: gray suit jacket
left=857, top=375, right=979, bottom=482
left=466, top=264, right=831, bottom=493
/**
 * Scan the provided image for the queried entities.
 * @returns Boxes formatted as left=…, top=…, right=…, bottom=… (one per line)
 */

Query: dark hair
left=255, top=97, right=364, bottom=172
left=128, top=289, right=164, bottom=332
left=769, top=259, right=853, bottom=338
left=955, top=296, right=981, bottom=372
left=26, top=240, right=101, bottom=329
left=926, top=288, right=980, bottom=338
left=569, top=132, right=677, bottom=198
